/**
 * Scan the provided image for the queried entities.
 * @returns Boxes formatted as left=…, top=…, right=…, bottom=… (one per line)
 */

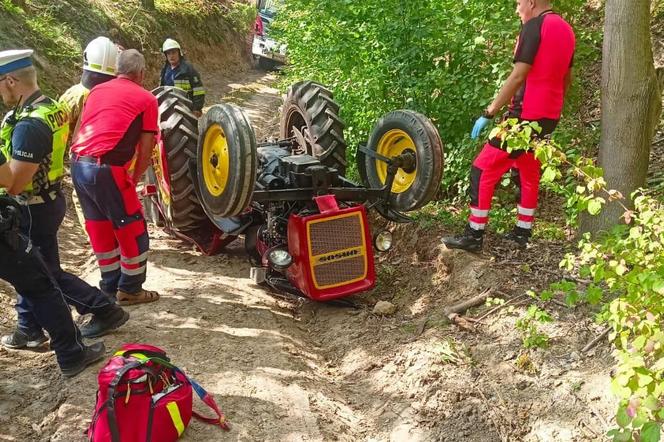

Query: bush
left=274, top=0, right=589, bottom=196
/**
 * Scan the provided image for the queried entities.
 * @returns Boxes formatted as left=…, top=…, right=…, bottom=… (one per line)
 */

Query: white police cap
left=0, top=49, right=34, bottom=76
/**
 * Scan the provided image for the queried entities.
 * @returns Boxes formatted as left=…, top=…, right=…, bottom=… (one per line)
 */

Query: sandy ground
left=0, top=67, right=618, bottom=442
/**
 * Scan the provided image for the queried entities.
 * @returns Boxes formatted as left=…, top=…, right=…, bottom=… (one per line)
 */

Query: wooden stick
left=445, top=288, right=494, bottom=315
left=581, top=326, right=611, bottom=353
left=474, top=293, right=530, bottom=322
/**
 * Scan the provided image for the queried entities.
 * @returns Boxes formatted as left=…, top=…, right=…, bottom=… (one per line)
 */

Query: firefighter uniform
left=0, top=50, right=124, bottom=348
left=70, top=76, right=159, bottom=299
left=60, top=37, right=120, bottom=229
left=160, top=39, right=205, bottom=112
left=60, top=36, right=120, bottom=140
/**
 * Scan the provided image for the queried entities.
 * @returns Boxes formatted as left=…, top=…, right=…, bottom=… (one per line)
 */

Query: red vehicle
left=145, top=82, right=443, bottom=301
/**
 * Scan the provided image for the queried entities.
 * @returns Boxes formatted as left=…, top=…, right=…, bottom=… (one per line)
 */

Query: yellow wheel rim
left=376, top=129, right=416, bottom=194
left=202, top=124, right=230, bottom=197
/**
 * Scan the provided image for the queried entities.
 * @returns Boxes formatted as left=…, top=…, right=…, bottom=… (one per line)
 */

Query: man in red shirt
left=70, top=49, right=159, bottom=305
left=443, top=0, right=575, bottom=251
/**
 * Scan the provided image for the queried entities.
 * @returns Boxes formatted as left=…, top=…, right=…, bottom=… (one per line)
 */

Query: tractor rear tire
left=280, top=81, right=347, bottom=175
left=152, top=86, right=207, bottom=231
left=197, top=103, right=257, bottom=218
left=363, top=110, right=443, bottom=212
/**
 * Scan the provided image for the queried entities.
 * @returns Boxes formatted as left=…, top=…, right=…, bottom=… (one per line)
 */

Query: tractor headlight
left=268, top=248, right=293, bottom=270
left=374, top=230, right=393, bottom=252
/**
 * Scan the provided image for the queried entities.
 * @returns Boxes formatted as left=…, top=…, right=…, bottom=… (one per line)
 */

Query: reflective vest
left=60, top=83, right=90, bottom=127
left=0, top=100, right=69, bottom=199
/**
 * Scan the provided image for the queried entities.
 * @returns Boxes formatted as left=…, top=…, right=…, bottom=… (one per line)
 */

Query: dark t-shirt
left=11, top=117, right=53, bottom=164
left=0, top=150, right=6, bottom=166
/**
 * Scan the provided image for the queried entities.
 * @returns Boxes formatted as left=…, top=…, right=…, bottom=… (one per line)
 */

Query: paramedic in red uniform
left=70, top=49, right=160, bottom=305
left=443, top=0, right=575, bottom=252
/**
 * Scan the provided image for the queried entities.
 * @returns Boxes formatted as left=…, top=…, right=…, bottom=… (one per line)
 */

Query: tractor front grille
left=307, top=212, right=368, bottom=289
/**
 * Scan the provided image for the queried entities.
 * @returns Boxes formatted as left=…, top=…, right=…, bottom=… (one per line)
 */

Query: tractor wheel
left=152, top=86, right=207, bottom=231
left=197, top=103, right=257, bottom=218
left=280, top=81, right=347, bottom=175
left=362, top=110, right=443, bottom=212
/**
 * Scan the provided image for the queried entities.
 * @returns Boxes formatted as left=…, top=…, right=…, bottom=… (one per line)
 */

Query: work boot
left=60, top=342, right=106, bottom=378
left=502, top=226, right=532, bottom=248
left=79, top=307, right=130, bottom=339
left=441, top=226, right=484, bottom=252
left=1, top=329, right=48, bottom=349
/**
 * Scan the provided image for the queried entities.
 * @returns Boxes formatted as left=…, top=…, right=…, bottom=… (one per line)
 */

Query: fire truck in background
left=252, top=0, right=287, bottom=69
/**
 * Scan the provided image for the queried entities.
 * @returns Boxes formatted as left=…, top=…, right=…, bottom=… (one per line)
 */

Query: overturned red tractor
left=145, top=82, right=443, bottom=301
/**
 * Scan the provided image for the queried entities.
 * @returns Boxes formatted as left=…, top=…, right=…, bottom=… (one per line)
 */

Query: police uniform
left=0, top=50, right=126, bottom=347
left=0, top=136, right=104, bottom=375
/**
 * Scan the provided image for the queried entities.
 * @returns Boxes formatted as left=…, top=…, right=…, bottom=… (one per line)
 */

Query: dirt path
left=0, top=68, right=618, bottom=442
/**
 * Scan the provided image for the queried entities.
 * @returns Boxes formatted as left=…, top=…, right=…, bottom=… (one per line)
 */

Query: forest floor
left=0, top=66, right=619, bottom=442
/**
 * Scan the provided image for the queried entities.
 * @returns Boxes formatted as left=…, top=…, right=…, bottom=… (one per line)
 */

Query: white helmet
left=83, top=36, right=119, bottom=76
left=162, top=38, right=182, bottom=54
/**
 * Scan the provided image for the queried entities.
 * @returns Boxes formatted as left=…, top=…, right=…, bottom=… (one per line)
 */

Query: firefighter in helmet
left=60, top=36, right=121, bottom=145
left=160, top=38, right=205, bottom=117
left=60, top=37, right=121, bottom=229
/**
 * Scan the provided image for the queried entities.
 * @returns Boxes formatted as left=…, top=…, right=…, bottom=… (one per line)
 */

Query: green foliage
left=274, top=0, right=590, bottom=196
left=0, top=0, right=249, bottom=102
left=495, top=119, right=664, bottom=441
left=568, top=195, right=664, bottom=442
left=515, top=304, right=552, bottom=348
left=224, top=1, right=257, bottom=34
left=435, top=339, right=472, bottom=365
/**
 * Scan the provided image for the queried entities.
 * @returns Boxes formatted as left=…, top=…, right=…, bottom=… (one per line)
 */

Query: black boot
left=442, top=226, right=484, bottom=252
left=60, top=342, right=106, bottom=378
left=79, top=307, right=129, bottom=339
left=503, top=226, right=532, bottom=248
left=1, top=329, right=48, bottom=349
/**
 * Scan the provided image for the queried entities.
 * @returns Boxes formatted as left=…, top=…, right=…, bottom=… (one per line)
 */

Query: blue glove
left=471, top=116, right=492, bottom=139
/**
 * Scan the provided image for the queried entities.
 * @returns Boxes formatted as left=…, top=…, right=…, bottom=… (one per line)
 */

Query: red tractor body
left=148, top=82, right=443, bottom=302
left=285, top=197, right=375, bottom=301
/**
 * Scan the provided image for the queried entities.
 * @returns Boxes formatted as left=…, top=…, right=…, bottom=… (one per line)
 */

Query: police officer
left=443, top=0, right=575, bottom=251
left=160, top=38, right=205, bottom=117
left=0, top=49, right=129, bottom=349
left=0, top=150, right=105, bottom=377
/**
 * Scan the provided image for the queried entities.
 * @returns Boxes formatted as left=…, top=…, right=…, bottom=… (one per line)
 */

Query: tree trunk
left=579, top=0, right=661, bottom=235
left=141, top=0, right=155, bottom=9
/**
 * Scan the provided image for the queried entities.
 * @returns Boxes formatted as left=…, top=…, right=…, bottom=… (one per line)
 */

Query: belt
left=14, top=189, right=59, bottom=206
left=71, top=154, right=104, bottom=164
left=71, top=153, right=128, bottom=167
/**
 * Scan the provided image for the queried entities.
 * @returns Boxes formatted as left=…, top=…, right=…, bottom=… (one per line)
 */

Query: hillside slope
left=0, top=0, right=254, bottom=101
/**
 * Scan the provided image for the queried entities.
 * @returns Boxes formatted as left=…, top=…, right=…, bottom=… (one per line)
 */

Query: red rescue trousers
left=467, top=117, right=559, bottom=233
left=71, top=158, right=149, bottom=295
left=468, top=144, right=540, bottom=231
